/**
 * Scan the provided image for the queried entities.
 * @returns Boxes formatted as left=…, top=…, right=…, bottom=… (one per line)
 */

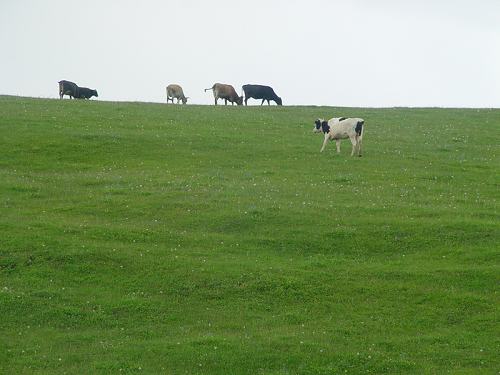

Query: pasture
left=0, top=96, right=498, bottom=374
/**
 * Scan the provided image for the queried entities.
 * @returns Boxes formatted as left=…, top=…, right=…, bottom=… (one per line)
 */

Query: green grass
left=0, top=95, right=498, bottom=374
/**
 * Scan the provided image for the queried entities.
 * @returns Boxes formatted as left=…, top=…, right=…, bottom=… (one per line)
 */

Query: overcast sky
left=1, top=0, right=499, bottom=107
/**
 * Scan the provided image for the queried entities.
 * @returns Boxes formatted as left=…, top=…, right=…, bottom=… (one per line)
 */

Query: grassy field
left=0, top=95, right=498, bottom=374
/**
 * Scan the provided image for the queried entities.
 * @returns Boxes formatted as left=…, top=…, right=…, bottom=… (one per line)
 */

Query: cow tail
left=356, top=120, right=365, bottom=156
left=355, top=120, right=364, bottom=138
left=204, top=85, right=215, bottom=92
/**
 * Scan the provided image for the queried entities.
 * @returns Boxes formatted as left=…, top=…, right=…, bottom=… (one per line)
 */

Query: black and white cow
left=58, top=80, right=79, bottom=99
left=313, top=117, right=365, bottom=156
left=242, top=84, right=282, bottom=106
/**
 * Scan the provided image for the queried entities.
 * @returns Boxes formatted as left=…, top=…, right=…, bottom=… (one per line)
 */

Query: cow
left=166, top=84, right=188, bottom=104
left=76, top=87, right=98, bottom=99
left=242, top=84, right=282, bottom=106
left=313, top=117, right=365, bottom=156
left=205, top=83, right=243, bottom=105
left=58, top=80, right=79, bottom=99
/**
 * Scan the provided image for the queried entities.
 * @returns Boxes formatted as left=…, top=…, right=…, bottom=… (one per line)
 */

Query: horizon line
left=1, top=94, right=498, bottom=110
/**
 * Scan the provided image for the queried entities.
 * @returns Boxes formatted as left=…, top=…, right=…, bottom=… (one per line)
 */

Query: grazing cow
left=166, top=84, right=188, bottom=104
left=313, top=117, right=365, bottom=156
left=242, top=84, right=282, bottom=106
left=205, top=83, right=243, bottom=105
left=76, top=87, right=98, bottom=99
left=58, top=80, right=79, bottom=99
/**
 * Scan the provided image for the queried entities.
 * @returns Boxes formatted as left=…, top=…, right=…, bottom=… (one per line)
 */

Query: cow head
left=313, top=119, right=323, bottom=133
left=275, top=97, right=283, bottom=106
left=313, top=119, right=330, bottom=134
left=236, top=96, right=244, bottom=105
left=182, top=97, right=188, bottom=104
left=92, top=90, right=98, bottom=98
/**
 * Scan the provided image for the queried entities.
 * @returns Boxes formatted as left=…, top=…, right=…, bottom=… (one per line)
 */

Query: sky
left=1, top=0, right=499, bottom=107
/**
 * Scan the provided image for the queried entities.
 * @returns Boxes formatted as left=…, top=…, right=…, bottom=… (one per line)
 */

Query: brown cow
left=205, top=83, right=243, bottom=105
left=166, top=84, right=188, bottom=104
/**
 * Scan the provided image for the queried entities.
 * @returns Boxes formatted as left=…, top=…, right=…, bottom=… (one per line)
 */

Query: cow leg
left=357, top=136, right=363, bottom=156
left=244, top=97, right=248, bottom=106
left=335, top=139, right=341, bottom=153
left=349, top=136, right=357, bottom=156
left=215, top=98, right=218, bottom=105
left=260, top=99, right=265, bottom=106
left=267, top=100, right=270, bottom=105
left=320, top=134, right=330, bottom=153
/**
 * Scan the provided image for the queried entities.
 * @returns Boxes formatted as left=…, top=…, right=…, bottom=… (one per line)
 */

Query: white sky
left=1, top=0, right=499, bottom=107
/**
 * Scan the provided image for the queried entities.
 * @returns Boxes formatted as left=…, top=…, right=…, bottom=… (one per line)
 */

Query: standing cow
left=166, top=84, right=188, bottom=104
left=58, top=80, right=79, bottom=99
left=205, top=83, right=243, bottom=105
left=313, top=117, right=365, bottom=156
left=76, top=87, right=98, bottom=99
left=242, top=84, right=282, bottom=106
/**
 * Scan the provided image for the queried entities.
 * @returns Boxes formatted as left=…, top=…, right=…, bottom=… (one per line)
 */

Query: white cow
left=166, top=84, right=188, bottom=104
left=313, top=117, right=365, bottom=156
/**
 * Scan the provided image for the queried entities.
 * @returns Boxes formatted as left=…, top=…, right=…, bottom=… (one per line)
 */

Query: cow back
left=214, top=83, right=236, bottom=98
left=243, top=84, right=273, bottom=97
left=59, top=80, right=78, bottom=90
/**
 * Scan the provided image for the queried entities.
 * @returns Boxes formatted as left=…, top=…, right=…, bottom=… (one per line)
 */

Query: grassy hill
left=1, top=95, right=498, bottom=374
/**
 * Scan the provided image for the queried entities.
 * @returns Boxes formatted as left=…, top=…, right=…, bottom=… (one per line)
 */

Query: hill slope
left=1, top=96, right=499, bottom=374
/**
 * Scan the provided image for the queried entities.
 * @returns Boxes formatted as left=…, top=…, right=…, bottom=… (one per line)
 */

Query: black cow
left=58, top=80, right=79, bottom=99
left=76, top=87, right=98, bottom=99
left=242, top=84, right=282, bottom=106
